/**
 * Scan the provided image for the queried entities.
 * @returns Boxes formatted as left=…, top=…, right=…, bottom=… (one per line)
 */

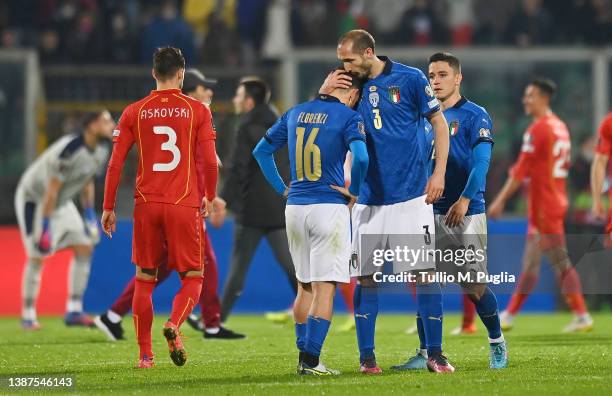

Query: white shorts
left=285, top=204, right=351, bottom=283
left=351, top=194, right=436, bottom=276
left=434, top=213, right=488, bottom=281
left=15, top=186, right=91, bottom=259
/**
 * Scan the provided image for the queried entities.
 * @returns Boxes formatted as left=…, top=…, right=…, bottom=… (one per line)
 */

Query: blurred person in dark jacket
left=218, top=78, right=297, bottom=322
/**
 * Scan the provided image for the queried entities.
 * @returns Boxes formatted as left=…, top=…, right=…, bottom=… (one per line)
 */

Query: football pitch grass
left=1, top=313, right=611, bottom=395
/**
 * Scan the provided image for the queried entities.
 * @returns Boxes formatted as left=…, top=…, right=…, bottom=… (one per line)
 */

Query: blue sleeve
left=348, top=140, right=369, bottom=196
left=411, top=70, right=440, bottom=118
left=264, top=111, right=289, bottom=150
left=343, top=112, right=367, bottom=148
left=252, top=139, right=287, bottom=196
left=461, top=142, right=492, bottom=200
left=469, top=111, right=494, bottom=148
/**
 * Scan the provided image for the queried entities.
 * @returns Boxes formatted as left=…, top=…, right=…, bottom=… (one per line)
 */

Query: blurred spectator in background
left=398, top=0, right=448, bottom=46
left=106, top=7, right=138, bottom=63
left=237, top=0, right=268, bottom=67
left=3, top=0, right=612, bottom=65
left=183, top=0, right=217, bottom=50
left=64, top=9, right=105, bottom=63
left=473, top=0, right=515, bottom=45
left=140, top=0, right=195, bottom=64
left=200, top=12, right=241, bottom=66
left=505, top=0, right=553, bottom=46
left=447, top=0, right=475, bottom=46
left=364, top=0, right=409, bottom=44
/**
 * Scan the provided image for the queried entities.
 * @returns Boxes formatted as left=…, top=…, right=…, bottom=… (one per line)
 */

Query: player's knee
left=72, top=244, right=93, bottom=258
left=180, top=270, right=204, bottom=279
left=313, top=281, right=336, bottom=300
left=461, top=283, right=485, bottom=302
left=136, top=267, right=158, bottom=280
left=299, top=282, right=312, bottom=293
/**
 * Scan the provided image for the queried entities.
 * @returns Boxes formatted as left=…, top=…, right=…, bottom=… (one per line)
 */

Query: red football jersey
left=103, top=88, right=217, bottom=210
left=595, top=113, right=612, bottom=233
left=510, top=114, right=571, bottom=224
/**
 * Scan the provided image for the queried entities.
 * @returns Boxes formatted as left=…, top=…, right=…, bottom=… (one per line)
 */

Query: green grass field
left=1, top=313, right=611, bottom=395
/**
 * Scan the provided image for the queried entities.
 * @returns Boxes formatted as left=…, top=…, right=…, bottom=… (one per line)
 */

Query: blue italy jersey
left=264, top=94, right=366, bottom=205
left=431, top=96, right=494, bottom=215
left=357, top=56, right=440, bottom=205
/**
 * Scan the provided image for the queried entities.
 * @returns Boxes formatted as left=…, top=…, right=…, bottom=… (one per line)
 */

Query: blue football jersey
left=356, top=56, right=440, bottom=205
left=431, top=96, right=494, bottom=215
left=264, top=94, right=366, bottom=205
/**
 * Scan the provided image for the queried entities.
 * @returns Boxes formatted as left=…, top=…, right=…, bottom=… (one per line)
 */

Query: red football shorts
left=527, top=215, right=566, bottom=251
left=132, top=202, right=204, bottom=273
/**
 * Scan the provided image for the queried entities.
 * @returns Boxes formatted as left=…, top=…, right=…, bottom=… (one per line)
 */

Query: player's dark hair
left=152, top=46, right=185, bottom=81
left=240, top=79, right=270, bottom=106
left=428, top=52, right=461, bottom=73
left=529, top=78, right=557, bottom=100
left=82, top=110, right=107, bottom=129
left=338, top=29, right=376, bottom=54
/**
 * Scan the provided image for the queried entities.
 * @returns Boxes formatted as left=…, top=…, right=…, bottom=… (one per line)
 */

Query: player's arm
left=252, top=139, right=287, bottom=196
left=446, top=114, right=494, bottom=226
left=252, top=113, right=290, bottom=197
left=331, top=114, right=369, bottom=208
left=331, top=140, right=369, bottom=209
left=101, top=107, right=135, bottom=238
left=195, top=105, right=219, bottom=216
left=426, top=109, right=449, bottom=204
left=591, top=118, right=611, bottom=219
left=446, top=143, right=492, bottom=227
left=36, top=176, right=63, bottom=252
left=80, top=180, right=100, bottom=243
left=488, top=130, right=539, bottom=219
left=591, top=153, right=608, bottom=220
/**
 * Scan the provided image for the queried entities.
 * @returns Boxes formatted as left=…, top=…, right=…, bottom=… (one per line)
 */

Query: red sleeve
left=194, top=104, right=218, bottom=201
left=103, top=106, right=136, bottom=210
left=595, top=115, right=612, bottom=156
left=509, top=126, right=546, bottom=181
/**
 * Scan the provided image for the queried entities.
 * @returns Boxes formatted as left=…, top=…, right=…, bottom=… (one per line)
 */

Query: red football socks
left=133, top=278, right=156, bottom=359
left=506, top=273, right=538, bottom=315
left=559, top=268, right=587, bottom=315
left=170, top=276, right=204, bottom=328
left=462, top=293, right=476, bottom=328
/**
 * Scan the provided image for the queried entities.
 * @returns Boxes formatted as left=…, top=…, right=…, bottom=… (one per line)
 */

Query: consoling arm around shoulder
left=461, top=142, right=492, bottom=200
left=252, top=138, right=287, bottom=196
left=348, top=140, right=369, bottom=197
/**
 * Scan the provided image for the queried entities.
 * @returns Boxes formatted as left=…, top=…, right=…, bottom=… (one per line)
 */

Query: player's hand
left=36, top=218, right=51, bottom=254
left=101, top=210, right=116, bottom=239
left=330, top=185, right=357, bottom=209
left=209, top=197, right=227, bottom=228
left=487, top=199, right=504, bottom=219
left=592, top=200, right=607, bottom=221
left=84, top=207, right=101, bottom=244
left=445, top=197, right=470, bottom=228
left=319, top=69, right=352, bottom=94
left=425, top=171, right=445, bottom=204
left=201, top=198, right=215, bottom=218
